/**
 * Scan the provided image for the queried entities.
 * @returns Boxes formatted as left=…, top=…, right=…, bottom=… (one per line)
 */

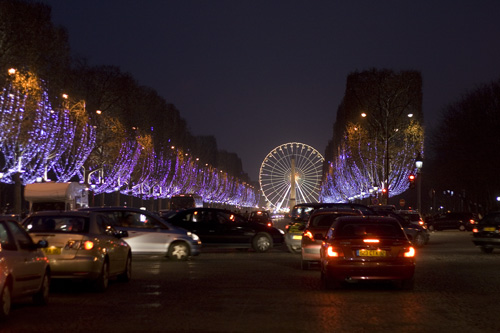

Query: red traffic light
left=408, top=174, right=416, bottom=189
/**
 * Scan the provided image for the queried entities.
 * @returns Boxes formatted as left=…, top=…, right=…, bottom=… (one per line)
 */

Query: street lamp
left=415, top=153, right=423, bottom=212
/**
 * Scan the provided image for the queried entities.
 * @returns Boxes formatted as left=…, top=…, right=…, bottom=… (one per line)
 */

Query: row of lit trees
left=320, top=69, right=424, bottom=204
left=0, top=69, right=258, bottom=213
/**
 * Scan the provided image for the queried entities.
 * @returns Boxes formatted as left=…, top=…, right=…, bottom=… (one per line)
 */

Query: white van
left=24, top=182, right=89, bottom=213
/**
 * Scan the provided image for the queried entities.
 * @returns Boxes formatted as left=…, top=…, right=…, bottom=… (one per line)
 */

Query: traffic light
left=408, top=174, right=416, bottom=189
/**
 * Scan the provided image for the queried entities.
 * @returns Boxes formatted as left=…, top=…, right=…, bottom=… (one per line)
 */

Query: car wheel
left=0, top=284, right=11, bottom=319
left=168, top=242, right=190, bottom=261
left=94, top=260, right=109, bottom=292
left=253, top=233, right=273, bottom=252
left=33, top=271, right=50, bottom=305
left=480, top=247, right=494, bottom=254
left=458, top=224, right=466, bottom=231
left=428, top=225, right=435, bottom=232
left=413, top=233, right=426, bottom=247
left=118, top=254, right=132, bottom=282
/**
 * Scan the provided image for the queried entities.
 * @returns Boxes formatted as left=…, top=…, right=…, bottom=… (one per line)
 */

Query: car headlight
left=279, top=229, right=285, bottom=235
left=187, top=232, right=200, bottom=241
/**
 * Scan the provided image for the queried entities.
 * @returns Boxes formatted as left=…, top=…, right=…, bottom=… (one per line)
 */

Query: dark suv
left=426, top=212, right=478, bottom=231
left=472, top=212, right=500, bottom=253
left=165, top=208, right=284, bottom=252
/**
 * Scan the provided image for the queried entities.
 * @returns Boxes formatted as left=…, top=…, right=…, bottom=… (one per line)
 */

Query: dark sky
left=44, top=0, right=500, bottom=181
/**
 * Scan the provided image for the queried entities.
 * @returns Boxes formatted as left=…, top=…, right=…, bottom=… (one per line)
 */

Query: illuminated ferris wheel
left=259, top=142, right=324, bottom=212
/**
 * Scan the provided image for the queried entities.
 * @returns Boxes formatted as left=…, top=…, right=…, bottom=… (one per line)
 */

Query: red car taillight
left=65, top=240, right=94, bottom=250
left=303, top=230, right=314, bottom=241
left=402, top=246, right=416, bottom=258
left=326, top=245, right=344, bottom=258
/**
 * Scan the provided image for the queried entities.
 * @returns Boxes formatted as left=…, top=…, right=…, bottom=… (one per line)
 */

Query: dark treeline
left=0, top=0, right=249, bottom=183
left=427, top=78, right=500, bottom=213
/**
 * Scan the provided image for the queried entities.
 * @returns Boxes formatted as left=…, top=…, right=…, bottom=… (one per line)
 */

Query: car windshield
left=479, top=213, right=500, bottom=225
left=336, top=223, right=405, bottom=239
left=25, top=216, right=89, bottom=233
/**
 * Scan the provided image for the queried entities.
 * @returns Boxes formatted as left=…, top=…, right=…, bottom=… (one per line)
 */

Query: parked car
left=426, top=212, right=478, bottom=231
left=319, top=216, right=416, bottom=290
left=285, top=203, right=377, bottom=254
left=301, top=208, right=362, bottom=269
left=165, top=208, right=284, bottom=252
left=81, top=207, right=202, bottom=261
left=0, top=219, right=50, bottom=319
left=378, top=211, right=430, bottom=247
left=248, top=210, right=273, bottom=227
left=23, top=211, right=131, bottom=292
left=472, top=211, right=500, bottom=253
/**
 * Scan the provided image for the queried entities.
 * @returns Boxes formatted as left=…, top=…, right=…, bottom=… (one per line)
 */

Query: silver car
left=0, top=218, right=50, bottom=319
left=80, top=207, right=202, bottom=260
left=23, top=211, right=131, bottom=292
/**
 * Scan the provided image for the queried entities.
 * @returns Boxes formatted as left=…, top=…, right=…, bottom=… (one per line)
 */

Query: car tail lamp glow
left=84, top=241, right=94, bottom=250
left=472, top=227, right=479, bottom=233
left=363, top=239, right=380, bottom=243
left=65, top=240, right=94, bottom=250
left=419, top=220, right=424, bottom=226
left=267, top=222, right=272, bottom=227
left=404, top=246, right=416, bottom=258
left=303, top=230, right=314, bottom=241
left=326, top=246, right=343, bottom=258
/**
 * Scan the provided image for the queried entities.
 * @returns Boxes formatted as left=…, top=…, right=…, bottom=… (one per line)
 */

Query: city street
left=2, top=230, right=500, bottom=333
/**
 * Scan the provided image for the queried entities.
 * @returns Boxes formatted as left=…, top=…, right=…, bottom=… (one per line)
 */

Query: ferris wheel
left=259, top=142, right=325, bottom=212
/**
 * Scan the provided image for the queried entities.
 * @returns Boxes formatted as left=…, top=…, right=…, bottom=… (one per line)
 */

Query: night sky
left=44, top=0, right=500, bottom=181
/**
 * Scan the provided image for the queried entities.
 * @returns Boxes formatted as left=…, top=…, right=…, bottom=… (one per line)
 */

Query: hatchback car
left=23, top=211, right=131, bottom=292
left=379, top=211, right=430, bottom=247
left=426, top=212, right=478, bottom=231
left=395, top=210, right=425, bottom=227
left=301, top=208, right=362, bottom=269
left=0, top=219, right=50, bottom=319
left=166, top=208, right=284, bottom=252
left=472, top=211, right=500, bottom=253
left=81, top=207, right=202, bottom=261
left=319, top=216, right=416, bottom=290
left=285, top=203, right=377, bottom=254
left=248, top=210, right=273, bottom=227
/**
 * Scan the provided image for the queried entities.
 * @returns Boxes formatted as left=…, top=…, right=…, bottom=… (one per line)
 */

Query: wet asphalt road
left=2, top=230, right=500, bottom=333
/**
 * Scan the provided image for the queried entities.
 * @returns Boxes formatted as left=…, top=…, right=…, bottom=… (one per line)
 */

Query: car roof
left=29, top=210, right=94, bottom=217
left=310, top=207, right=362, bottom=216
left=293, top=203, right=377, bottom=215
left=335, top=215, right=400, bottom=225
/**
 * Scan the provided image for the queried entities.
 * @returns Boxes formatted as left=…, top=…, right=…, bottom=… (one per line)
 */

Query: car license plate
left=43, top=247, right=62, bottom=255
left=483, top=227, right=496, bottom=232
left=357, top=249, right=386, bottom=257
left=292, top=235, right=302, bottom=240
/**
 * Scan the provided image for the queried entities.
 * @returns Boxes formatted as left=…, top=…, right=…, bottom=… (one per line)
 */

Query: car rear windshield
left=310, top=214, right=352, bottom=228
left=336, top=223, right=405, bottom=239
left=25, top=216, right=89, bottom=233
left=479, top=214, right=500, bottom=225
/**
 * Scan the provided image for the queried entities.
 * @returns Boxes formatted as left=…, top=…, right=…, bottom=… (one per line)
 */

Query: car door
left=120, top=211, right=174, bottom=254
left=96, top=215, right=128, bottom=274
left=186, top=210, right=224, bottom=244
left=215, top=211, right=255, bottom=245
left=5, top=221, right=46, bottom=295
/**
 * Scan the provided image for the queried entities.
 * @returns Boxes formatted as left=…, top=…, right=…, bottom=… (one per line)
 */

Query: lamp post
left=415, top=153, right=423, bottom=212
